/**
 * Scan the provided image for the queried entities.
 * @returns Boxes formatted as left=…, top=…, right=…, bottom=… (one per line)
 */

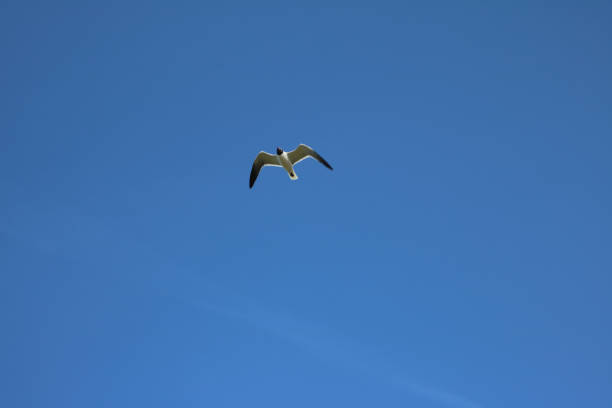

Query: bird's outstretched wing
left=287, top=144, right=333, bottom=170
left=249, top=151, right=280, bottom=188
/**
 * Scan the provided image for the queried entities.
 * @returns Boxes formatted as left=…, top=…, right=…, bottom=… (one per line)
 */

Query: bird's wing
left=287, top=144, right=333, bottom=170
left=249, top=151, right=280, bottom=188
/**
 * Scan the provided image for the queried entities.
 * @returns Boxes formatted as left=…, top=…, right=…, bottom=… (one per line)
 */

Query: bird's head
left=276, top=147, right=283, bottom=155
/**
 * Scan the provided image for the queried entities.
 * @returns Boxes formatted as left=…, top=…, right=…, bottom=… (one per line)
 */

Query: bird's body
left=249, top=144, right=333, bottom=188
left=278, top=151, right=298, bottom=180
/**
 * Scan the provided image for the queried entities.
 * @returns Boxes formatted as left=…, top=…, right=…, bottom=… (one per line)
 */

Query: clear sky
left=1, top=1, right=611, bottom=407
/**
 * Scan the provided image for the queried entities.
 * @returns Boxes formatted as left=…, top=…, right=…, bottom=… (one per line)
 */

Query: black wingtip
left=314, top=153, right=333, bottom=171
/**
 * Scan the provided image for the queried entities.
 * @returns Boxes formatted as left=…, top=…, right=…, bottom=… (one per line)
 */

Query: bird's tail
left=289, top=171, right=298, bottom=180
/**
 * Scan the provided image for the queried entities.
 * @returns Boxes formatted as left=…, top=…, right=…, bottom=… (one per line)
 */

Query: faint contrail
left=166, top=276, right=486, bottom=408
left=398, top=381, right=484, bottom=408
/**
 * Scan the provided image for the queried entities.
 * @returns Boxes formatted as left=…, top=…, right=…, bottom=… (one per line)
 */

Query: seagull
left=249, top=144, right=333, bottom=188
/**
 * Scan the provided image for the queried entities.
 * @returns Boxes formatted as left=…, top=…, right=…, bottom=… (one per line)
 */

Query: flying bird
left=249, top=144, right=333, bottom=188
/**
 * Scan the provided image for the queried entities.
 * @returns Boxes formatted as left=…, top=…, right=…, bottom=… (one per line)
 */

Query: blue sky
left=1, top=1, right=611, bottom=407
